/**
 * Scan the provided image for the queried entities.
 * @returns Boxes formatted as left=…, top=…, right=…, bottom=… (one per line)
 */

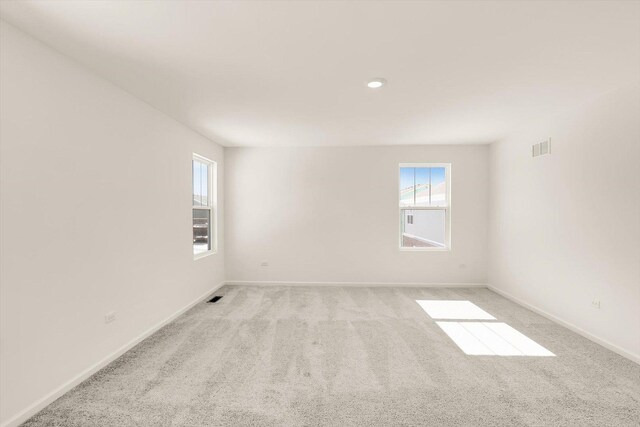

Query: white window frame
left=193, top=153, right=217, bottom=259
left=399, top=163, right=451, bottom=251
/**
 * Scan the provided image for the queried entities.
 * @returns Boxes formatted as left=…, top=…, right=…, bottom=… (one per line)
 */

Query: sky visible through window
left=193, top=160, right=209, bottom=206
left=400, top=167, right=446, bottom=206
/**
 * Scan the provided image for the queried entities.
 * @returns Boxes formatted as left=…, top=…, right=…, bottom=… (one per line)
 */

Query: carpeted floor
left=23, top=285, right=640, bottom=426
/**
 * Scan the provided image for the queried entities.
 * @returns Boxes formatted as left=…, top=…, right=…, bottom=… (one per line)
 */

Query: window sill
left=194, top=250, right=217, bottom=260
left=399, top=247, right=450, bottom=252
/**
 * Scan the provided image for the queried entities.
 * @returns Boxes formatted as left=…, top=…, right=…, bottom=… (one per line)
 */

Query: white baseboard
left=224, top=280, right=486, bottom=288
left=487, top=284, right=640, bottom=365
left=1, top=281, right=225, bottom=427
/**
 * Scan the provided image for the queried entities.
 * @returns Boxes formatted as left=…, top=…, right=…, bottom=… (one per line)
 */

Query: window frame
left=398, top=163, right=451, bottom=252
left=192, top=153, right=217, bottom=260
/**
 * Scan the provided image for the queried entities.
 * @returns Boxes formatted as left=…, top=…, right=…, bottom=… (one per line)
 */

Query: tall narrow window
left=399, top=163, right=450, bottom=250
left=193, top=154, right=217, bottom=258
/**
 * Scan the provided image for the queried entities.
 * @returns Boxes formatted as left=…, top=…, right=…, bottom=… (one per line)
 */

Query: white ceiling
left=1, top=1, right=639, bottom=147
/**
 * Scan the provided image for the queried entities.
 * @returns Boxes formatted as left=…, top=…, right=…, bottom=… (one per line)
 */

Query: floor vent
left=207, top=296, right=223, bottom=304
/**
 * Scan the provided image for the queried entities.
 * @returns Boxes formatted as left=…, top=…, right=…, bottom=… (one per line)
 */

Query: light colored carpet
left=23, top=286, right=640, bottom=426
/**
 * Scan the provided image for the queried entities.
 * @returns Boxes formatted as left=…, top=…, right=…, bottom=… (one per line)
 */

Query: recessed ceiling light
left=367, top=78, right=387, bottom=89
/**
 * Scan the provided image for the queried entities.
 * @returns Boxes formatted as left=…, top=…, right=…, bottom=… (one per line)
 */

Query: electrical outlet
left=591, top=300, right=601, bottom=309
left=260, top=261, right=269, bottom=267
left=105, top=311, right=116, bottom=324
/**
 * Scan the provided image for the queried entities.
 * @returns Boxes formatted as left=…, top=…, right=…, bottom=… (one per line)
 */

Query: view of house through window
left=399, top=164, right=450, bottom=249
left=193, top=154, right=216, bottom=258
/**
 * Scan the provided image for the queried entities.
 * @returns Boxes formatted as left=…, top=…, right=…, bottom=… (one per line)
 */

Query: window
left=399, top=163, right=450, bottom=250
left=193, top=154, right=217, bottom=258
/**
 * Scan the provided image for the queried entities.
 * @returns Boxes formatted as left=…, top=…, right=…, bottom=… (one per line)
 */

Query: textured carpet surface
left=23, top=286, right=640, bottom=426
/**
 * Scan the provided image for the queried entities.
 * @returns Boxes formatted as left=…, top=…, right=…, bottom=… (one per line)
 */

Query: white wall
left=225, top=145, right=488, bottom=284
left=488, top=86, right=640, bottom=361
left=0, top=21, right=225, bottom=425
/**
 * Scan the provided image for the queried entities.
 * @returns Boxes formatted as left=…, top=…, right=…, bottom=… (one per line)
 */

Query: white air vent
left=540, top=139, right=550, bottom=155
left=532, top=144, right=540, bottom=157
left=532, top=139, right=551, bottom=158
